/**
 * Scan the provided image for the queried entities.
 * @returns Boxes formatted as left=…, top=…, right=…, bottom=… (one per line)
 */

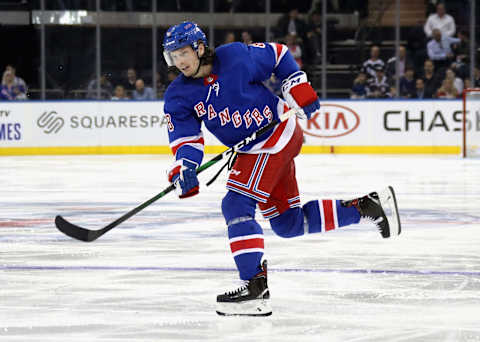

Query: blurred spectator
left=350, top=71, right=367, bottom=99
left=427, top=28, right=460, bottom=72
left=86, top=74, right=113, bottom=99
left=463, top=78, right=471, bottom=91
left=165, top=69, right=178, bottom=88
left=241, top=31, right=253, bottom=45
left=424, top=3, right=456, bottom=38
left=223, top=31, right=236, bottom=45
left=421, top=59, right=442, bottom=98
left=385, top=46, right=414, bottom=80
left=399, top=68, right=416, bottom=98
left=305, top=12, right=322, bottom=64
left=407, top=20, right=428, bottom=75
left=275, top=8, right=308, bottom=42
left=475, top=67, right=480, bottom=88
left=111, top=85, right=128, bottom=100
left=122, top=68, right=138, bottom=91
left=363, top=46, right=385, bottom=79
left=436, top=78, right=458, bottom=98
left=413, top=79, right=426, bottom=99
left=4, top=65, right=27, bottom=92
left=451, top=30, right=470, bottom=79
left=286, top=34, right=303, bottom=69
left=366, top=66, right=391, bottom=98
left=132, top=79, right=154, bottom=100
left=389, top=86, right=397, bottom=98
left=1, top=70, right=27, bottom=100
left=445, top=67, right=463, bottom=94
left=154, top=71, right=166, bottom=97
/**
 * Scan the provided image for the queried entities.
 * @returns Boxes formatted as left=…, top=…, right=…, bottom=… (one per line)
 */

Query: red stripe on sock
left=322, top=200, right=335, bottom=231
left=230, top=238, right=264, bottom=254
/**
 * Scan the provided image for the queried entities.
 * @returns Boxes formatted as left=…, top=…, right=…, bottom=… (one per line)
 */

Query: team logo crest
left=204, top=74, right=220, bottom=102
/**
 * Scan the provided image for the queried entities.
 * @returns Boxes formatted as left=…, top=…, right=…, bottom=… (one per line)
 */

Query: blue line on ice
left=2, top=265, right=480, bottom=276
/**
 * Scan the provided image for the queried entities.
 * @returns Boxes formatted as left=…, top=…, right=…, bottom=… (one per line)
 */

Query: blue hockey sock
left=303, top=199, right=360, bottom=233
left=270, top=207, right=305, bottom=238
left=222, top=190, right=264, bottom=281
left=228, top=220, right=264, bottom=280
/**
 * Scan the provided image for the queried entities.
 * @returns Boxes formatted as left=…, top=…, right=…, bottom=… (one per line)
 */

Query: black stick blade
left=55, top=215, right=100, bottom=242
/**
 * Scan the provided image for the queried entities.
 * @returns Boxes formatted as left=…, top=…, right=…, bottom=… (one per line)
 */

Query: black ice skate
left=342, top=186, right=401, bottom=238
left=216, top=260, right=272, bottom=317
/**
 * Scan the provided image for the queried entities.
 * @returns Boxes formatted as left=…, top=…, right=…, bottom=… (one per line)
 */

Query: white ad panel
left=0, top=101, right=222, bottom=148
left=1, top=100, right=476, bottom=153
left=297, top=100, right=466, bottom=146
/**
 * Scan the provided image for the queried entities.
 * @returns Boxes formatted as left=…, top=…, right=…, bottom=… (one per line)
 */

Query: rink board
left=0, top=99, right=472, bottom=155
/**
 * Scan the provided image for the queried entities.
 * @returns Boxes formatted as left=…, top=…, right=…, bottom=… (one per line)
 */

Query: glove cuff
left=289, top=83, right=318, bottom=107
left=179, top=186, right=200, bottom=198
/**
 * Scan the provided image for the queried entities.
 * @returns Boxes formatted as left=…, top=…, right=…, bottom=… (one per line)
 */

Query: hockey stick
left=55, top=108, right=298, bottom=242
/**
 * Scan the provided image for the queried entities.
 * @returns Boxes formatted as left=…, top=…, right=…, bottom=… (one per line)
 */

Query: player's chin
left=181, top=68, right=193, bottom=77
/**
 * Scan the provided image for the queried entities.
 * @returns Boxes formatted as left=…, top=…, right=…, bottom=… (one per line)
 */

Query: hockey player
left=163, top=22, right=401, bottom=317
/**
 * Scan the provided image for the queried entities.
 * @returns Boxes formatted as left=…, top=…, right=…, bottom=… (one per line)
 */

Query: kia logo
left=37, top=111, right=65, bottom=134
left=300, top=104, right=360, bottom=138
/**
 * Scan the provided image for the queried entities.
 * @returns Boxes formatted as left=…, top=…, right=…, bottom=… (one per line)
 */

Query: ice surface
left=1, top=154, right=479, bottom=341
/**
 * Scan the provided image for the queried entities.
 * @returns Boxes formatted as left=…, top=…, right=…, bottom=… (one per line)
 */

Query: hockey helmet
left=163, top=21, right=208, bottom=66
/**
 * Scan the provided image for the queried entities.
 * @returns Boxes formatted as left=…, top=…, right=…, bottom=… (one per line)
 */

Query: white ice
left=1, top=154, right=480, bottom=342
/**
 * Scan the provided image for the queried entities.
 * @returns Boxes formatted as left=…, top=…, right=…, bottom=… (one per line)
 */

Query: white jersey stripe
left=229, top=234, right=264, bottom=243
left=268, top=43, right=288, bottom=68
left=244, top=112, right=296, bottom=155
left=318, top=200, right=325, bottom=233
left=169, top=133, right=204, bottom=148
left=332, top=200, right=339, bottom=229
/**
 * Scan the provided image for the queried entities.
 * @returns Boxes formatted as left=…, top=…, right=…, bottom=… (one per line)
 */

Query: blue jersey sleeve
left=245, top=42, right=301, bottom=82
left=164, top=86, right=204, bottom=166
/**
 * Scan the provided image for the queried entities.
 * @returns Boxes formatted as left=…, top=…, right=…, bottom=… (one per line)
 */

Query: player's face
left=170, top=46, right=199, bottom=77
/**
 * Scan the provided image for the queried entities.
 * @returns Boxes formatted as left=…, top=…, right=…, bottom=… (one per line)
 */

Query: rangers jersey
left=163, top=41, right=301, bottom=166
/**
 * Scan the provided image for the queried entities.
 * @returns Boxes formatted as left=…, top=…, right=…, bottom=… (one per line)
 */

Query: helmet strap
left=192, top=43, right=206, bottom=78
left=192, top=50, right=203, bottom=78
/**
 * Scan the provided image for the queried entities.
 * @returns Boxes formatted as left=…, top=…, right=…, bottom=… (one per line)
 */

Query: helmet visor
left=163, top=50, right=175, bottom=67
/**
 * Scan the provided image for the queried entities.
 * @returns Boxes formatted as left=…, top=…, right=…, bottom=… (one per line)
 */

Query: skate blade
left=216, top=299, right=272, bottom=317
left=379, top=186, right=401, bottom=238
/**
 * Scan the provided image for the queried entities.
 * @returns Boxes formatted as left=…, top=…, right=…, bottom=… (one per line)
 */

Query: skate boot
left=216, top=260, right=272, bottom=316
left=342, top=186, right=401, bottom=238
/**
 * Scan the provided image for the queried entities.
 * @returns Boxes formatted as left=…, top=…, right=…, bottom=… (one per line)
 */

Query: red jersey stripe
left=322, top=199, right=335, bottom=231
left=171, top=137, right=205, bottom=155
left=230, top=238, right=264, bottom=254
left=275, top=43, right=283, bottom=61
left=262, top=104, right=289, bottom=149
left=262, top=120, right=288, bottom=149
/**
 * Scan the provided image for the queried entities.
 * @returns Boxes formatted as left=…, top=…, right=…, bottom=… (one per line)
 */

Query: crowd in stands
left=0, top=65, right=27, bottom=100
left=83, top=67, right=167, bottom=100
left=2, top=1, right=478, bottom=101
left=351, top=2, right=479, bottom=99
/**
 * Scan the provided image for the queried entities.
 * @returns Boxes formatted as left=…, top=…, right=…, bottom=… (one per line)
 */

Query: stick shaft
left=55, top=109, right=296, bottom=242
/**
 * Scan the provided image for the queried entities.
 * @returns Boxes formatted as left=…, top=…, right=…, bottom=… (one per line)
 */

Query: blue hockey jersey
left=163, top=42, right=300, bottom=166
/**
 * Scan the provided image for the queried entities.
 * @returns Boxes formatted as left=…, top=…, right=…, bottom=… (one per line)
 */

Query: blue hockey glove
left=281, top=70, right=320, bottom=119
left=301, top=98, right=320, bottom=120
left=167, top=159, right=199, bottom=198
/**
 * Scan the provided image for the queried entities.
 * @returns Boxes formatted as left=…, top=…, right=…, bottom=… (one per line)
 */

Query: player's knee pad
left=221, top=190, right=257, bottom=225
left=270, top=207, right=304, bottom=238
